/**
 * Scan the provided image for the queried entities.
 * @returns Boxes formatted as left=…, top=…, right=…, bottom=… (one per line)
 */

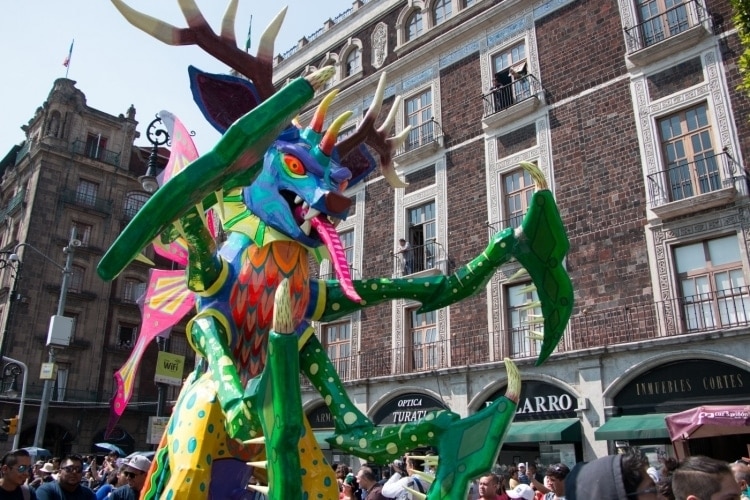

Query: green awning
left=313, top=430, right=334, bottom=450
left=505, top=418, right=581, bottom=443
left=594, top=414, right=670, bottom=441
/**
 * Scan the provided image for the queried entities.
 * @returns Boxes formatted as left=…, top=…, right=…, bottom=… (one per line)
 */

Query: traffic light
left=1, top=416, right=17, bottom=435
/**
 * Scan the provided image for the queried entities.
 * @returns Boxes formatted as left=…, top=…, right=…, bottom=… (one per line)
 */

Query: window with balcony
left=324, top=321, right=351, bottom=378
left=504, top=167, right=534, bottom=229
left=409, top=308, right=439, bottom=371
left=84, top=133, right=108, bottom=161
left=406, top=10, right=424, bottom=42
left=117, top=324, right=137, bottom=348
left=637, top=0, right=690, bottom=47
left=434, top=0, right=453, bottom=25
left=69, top=265, right=85, bottom=293
left=490, top=42, right=530, bottom=113
left=408, top=201, right=437, bottom=273
left=124, top=192, right=149, bottom=220
left=405, top=89, right=434, bottom=152
left=76, top=180, right=99, bottom=207
left=122, top=278, right=146, bottom=303
left=658, top=103, right=719, bottom=202
left=72, top=221, right=92, bottom=247
left=507, top=282, right=540, bottom=357
left=674, top=234, right=750, bottom=331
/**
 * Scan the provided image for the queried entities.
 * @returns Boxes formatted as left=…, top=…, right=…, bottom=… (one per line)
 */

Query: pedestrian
left=660, top=455, right=740, bottom=500
left=0, top=449, right=36, bottom=499
left=507, top=484, right=535, bottom=500
left=396, top=239, right=413, bottom=275
left=564, top=450, right=657, bottom=500
left=542, top=464, right=569, bottom=500
left=356, top=466, right=385, bottom=500
left=107, top=456, right=151, bottom=500
left=381, top=456, right=427, bottom=499
left=35, top=455, right=95, bottom=500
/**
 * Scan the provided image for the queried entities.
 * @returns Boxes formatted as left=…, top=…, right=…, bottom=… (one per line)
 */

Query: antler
left=335, top=72, right=410, bottom=188
left=109, top=0, right=284, bottom=100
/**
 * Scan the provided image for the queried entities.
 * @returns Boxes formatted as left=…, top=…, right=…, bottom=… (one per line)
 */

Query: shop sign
left=373, top=393, right=448, bottom=425
left=615, top=359, right=749, bottom=414
left=308, top=405, right=334, bottom=429
left=483, top=381, right=577, bottom=421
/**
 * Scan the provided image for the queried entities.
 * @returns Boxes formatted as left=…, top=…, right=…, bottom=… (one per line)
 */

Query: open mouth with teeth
left=288, top=192, right=362, bottom=304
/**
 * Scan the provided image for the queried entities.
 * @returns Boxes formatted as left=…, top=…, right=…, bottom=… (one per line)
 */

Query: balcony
left=60, top=188, right=113, bottom=215
left=14, top=140, right=31, bottom=166
left=69, top=140, right=121, bottom=168
left=647, top=151, right=740, bottom=220
left=0, top=189, right=26, bottom=223
left=487, top=214, right=525, bottom=240
left=624, top=0, right=712, bottom=66
left=482, top=74, right=544, bottom=129
left=392, top=240, right=447, bottom=278
left=395, top=119, right=443, bottom=163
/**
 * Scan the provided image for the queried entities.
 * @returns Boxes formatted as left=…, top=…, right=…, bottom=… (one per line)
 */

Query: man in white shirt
left=381, top=456, right=427, bottom=500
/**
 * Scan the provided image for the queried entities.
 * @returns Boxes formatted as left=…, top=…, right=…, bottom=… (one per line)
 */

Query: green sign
left=155, top=351, right=185, bottom=386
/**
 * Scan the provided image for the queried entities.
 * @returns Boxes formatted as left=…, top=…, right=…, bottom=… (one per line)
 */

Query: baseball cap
left=127, top=455, right=152, bottom=473
left=506, top=484, right=534, bottom=500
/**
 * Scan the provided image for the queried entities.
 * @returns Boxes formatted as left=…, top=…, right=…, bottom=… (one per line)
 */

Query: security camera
left=70, top=239, right=82, bottom=247
left=8, top=254, right=19, bottom=262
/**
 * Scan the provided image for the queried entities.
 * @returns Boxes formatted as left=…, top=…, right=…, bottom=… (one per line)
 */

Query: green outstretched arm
left=317, top=189, right=573, bottom=365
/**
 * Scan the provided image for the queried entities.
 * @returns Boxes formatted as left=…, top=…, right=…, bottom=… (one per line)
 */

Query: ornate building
left=274, top=0, right=750, bottom=467
left=0, top=79, right=194, bottom=456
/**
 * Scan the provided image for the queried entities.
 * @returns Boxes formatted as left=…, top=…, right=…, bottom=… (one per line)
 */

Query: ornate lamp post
left=138, top=115, right=170, bottom=194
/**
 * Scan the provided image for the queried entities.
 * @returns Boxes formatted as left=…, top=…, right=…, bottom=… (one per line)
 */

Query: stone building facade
left=0, top=79, right=193, bottom=456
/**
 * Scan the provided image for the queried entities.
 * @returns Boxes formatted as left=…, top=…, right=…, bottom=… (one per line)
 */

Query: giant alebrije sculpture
left=99, top=2, right=573, bottom=499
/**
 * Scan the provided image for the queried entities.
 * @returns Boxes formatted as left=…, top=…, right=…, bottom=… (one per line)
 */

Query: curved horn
left=320, top=111, right=353, bottom=157
left=309, top=90, right=339, bottom=134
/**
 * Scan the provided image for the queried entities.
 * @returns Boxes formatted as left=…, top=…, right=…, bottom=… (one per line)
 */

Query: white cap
left=507, top=484, right=535, bottom=500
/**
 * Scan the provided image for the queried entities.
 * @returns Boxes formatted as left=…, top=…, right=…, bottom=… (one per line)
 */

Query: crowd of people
left=0, top=448, right=151, bottom=500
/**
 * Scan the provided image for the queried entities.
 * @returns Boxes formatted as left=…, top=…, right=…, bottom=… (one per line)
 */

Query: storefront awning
left=666, top=405, right=750, bottom=441
left=313, top=430, right=334, bottom=450
left=594, top=414, right=670, bottom=441
left=504, top=418, right=581, bottom=443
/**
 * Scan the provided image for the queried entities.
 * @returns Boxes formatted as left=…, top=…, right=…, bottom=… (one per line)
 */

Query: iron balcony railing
left=316, top=267, right=361, bottom=281
left=60, top=188, right=113, bottom=215
left=396, top=119, right=442, bottom=156
left=0, top=189, right=26, bottom=222
left=70, top=140, right=121, bottom=168
left=392, top=240, right=447, bottom=277
left=624, top=0, right=710, bottom=53
left=482, top=74, right=542, bottom=118
left=487, top=214, right=525, bottom=239
left=646, top=151, right=739, bottom=207
left=305, top=288, right=750, bottom=382
left=14, top=140, right=31, bottom=166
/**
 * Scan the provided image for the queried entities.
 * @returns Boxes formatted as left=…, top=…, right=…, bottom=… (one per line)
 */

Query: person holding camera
left=381, top=455, right=427, bottom=500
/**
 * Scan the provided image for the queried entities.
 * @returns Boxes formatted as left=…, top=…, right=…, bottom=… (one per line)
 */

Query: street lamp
left=0, top=251, right=22, bottom=363
left=138, top=115, right=170, bottom=194
left=12, top=229, right=81, bottom=448
left=2, top=358, right=27, bottom=449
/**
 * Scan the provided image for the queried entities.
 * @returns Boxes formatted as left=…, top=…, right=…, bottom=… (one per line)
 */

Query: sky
left=0, top=0, right=353, bottom=154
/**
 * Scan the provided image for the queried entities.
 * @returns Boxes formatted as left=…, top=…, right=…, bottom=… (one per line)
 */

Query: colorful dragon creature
left=98, top=2, right=574, bottom=499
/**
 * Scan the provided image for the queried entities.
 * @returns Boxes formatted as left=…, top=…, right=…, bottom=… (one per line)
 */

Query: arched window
left=434, top=0, right=453, bottom=25
left=345, top=48, right=361, bottom=77
left=406, top=11, right=424, bottom=41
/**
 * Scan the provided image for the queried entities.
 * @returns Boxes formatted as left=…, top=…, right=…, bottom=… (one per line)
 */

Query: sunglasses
left=62, top=466, right=83, bottom=473
left=123, top=471, right=143, bottom=479
left=15, top=465, right=30, bottom=473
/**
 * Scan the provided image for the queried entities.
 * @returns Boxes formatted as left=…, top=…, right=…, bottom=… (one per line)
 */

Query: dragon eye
left=283, top=154, right=306, bottom=177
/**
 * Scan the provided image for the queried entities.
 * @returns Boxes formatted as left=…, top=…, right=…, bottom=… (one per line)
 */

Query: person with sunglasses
left=35, top=455, right=94, bottom=500
left=108, top=456, right=151, bottom=500
left=0, top=449, right=36, bottom=500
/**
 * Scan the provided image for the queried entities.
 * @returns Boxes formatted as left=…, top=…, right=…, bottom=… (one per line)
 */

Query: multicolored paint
left=99, top=3, right=574, bottom=499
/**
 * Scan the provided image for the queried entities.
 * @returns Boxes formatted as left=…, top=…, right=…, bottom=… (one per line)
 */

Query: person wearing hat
left=35, top=454, right=95, bottom=499
left=108, top=456, right=151, bottom=500
left=507, top=484, right=535, bottom=500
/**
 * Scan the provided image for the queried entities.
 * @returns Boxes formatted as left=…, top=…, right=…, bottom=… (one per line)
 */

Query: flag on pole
left=245, top=15, right=252, bottom=52
left=63, top=39, right=74, bottom=67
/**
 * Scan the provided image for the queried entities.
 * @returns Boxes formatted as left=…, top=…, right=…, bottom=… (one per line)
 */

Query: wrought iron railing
left=316, top=267, right=361, bottom=281
left=59, top=188, right=113, bottom=215
left=646, top=151, right=739, bottom=207
left=301, top=289, right=750, bottom=383
left=0, top=189, right=26, bottom=222
left=482, top=74, right=542, bottom=118
left=69, top=140, right=121, bottom=168
left=14, top=140, right=31, bottom=166
left=392, top=240, right=446, bottom=277
left=486, top=214, right=525, bottom=239
left=395, top=119, right=443, bottom=156
left=623, top=0, right=710, bottom=53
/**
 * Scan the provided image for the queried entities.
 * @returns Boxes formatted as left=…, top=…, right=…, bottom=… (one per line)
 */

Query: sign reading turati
left=484, top=381, right=577, bottom=421
left=373, top=393, right=449, bottom=425
left=615, top=359, right=749, bottom=415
